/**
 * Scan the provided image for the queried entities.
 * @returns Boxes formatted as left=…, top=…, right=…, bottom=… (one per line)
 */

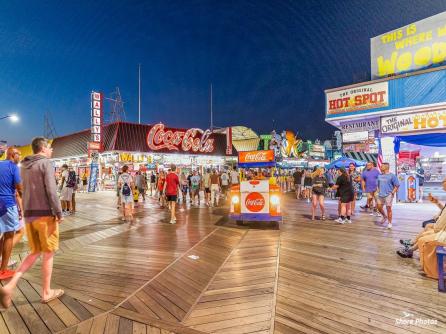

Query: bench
left=437, top=246, right=446, bottom=292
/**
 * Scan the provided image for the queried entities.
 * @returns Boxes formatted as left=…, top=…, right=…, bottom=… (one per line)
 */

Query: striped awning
left=344, top=152, right=377, bottom=164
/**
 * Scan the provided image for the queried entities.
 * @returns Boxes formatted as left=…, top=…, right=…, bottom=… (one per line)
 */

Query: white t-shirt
left=61, top=170, right=69, bottom=188
left=118, top=173, right=133, bottom=195
left=221, top=173, right=229, bottom=186
left=230, top=170, right=239, bottom=184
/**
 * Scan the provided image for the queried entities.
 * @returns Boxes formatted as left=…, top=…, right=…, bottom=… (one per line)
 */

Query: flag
left=377, top=137, right=383, bottom=169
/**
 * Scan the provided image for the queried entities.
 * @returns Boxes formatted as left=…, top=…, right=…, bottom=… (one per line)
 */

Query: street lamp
left=0, top=114, right=19, bottom=123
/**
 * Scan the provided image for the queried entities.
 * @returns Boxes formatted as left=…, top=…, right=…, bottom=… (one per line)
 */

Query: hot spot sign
left=326, top=82, right=389, bottom=117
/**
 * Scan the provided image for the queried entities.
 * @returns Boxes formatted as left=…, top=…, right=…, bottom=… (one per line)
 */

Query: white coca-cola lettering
left=245, top=198, right=264, bottom=206
left=147, top=123, right=215, bottom=153
left=245, top=152, right=268, bottom=161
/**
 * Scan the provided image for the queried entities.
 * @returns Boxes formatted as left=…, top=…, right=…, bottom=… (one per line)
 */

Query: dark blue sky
left=1, top=0, right=445, bottom=145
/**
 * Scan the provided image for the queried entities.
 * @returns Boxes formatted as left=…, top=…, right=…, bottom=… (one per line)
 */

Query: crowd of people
left=291, top=161, right=400, bottom=228
left=115, top=166, right=240, bottom=225
left=0, top=135, right=443, bottom=310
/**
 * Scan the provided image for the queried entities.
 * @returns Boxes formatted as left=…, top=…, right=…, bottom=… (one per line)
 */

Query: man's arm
left=44, top=161, right=63, bottom=220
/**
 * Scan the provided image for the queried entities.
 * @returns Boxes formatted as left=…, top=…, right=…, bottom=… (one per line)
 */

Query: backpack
left=66, top=171, right=77, bottom=188
left=121, top=175, right=131, bottom=196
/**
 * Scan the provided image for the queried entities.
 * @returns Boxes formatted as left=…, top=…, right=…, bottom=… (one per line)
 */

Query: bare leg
left=346, top=202, right=352, bottom=217
left=41, top=252, right=54, bottom=300
left=377, top=203, right=387, bottom=219
left=319, top=195, right=325, bottom=217
left=0, top=232, right=14, bottom=271
left=13, top=228, right=24, bottom=247
left=311, top=195, right=317, bottom=219
left=171, top=201, right=176, bottom=221
left=340, top=203, right=346, bottom=217
left=387, top=206, right=392, bottom=224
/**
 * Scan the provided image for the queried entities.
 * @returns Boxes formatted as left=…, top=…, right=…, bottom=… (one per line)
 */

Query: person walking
left=310, top=168, right=328, bottom=221
left=179, top=172, right=189, bottom=204
left=157, top=171, right=166, bottom=208
left=303, top=170, right=313, bottom=203
left=210, top=170, right=221, bottom=207
left=164, top=165, right=179, bottom=224
left=220, top=169, right=229, bottom=200
left=361, top=162, right=380, bottom=215
left=0, top=147, right=24, bottom=278
left=203, top=169, right=212, bottom=206
left=293, top=168, right=304, bottom=199
left=190, top=170, right=201, bottom=206
left=118, top=165, right=135, bottom=223
left=376, top=162, right=400, bottom=229
left=59, top=164, right=75, bottom=216
left=332, top=167, right=354, bottom=224
left=0, top=137, right=64, bottom=308
left=348, top=163, right=361, bottom=215
left=135, top=172, right=146, bottom=201
left=230, top=166, right=239, bottom=186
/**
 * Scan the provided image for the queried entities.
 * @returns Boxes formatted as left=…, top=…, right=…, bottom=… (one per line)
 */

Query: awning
left=344, top=152, right=377, bottom=164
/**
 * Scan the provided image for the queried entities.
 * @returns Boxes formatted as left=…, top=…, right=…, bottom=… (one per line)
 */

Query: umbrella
left=325, top=157, right=366, bottom=169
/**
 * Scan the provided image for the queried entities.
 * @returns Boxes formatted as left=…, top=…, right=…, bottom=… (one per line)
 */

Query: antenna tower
left=43, top=112, right=57, bottom=139
left=106, top=87, right=126, bottom=123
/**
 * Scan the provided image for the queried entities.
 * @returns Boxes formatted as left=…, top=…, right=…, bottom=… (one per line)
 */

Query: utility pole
left=138, top=64, right=141, bottom=124
left=210, top=83, right=213, bottom=130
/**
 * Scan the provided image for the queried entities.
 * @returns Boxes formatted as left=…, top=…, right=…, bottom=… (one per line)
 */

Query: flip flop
left=41, top=289, right=64, bottom=304
left=0, top=287, right=12, bottom=309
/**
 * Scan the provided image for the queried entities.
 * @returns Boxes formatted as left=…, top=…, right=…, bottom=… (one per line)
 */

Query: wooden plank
left=104, top=313, right=120, bottom=334
left=132, top=322, right=147, bottom=334
left=89, top=313, right=108, bottom=334
left=118, top=317, right=133, bottom=334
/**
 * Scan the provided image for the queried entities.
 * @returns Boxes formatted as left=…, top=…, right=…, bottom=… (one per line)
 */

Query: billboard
left=381, top=110, right=446, bottom=134
left=371, top=12, right=446, bottom=79
left=326, top=82, right=389, bottom=116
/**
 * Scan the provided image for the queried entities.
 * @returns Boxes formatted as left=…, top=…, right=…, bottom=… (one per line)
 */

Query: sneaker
left=397, top=248, right=413, bottom=258
left=360, top=205, right=369, bottom=211
left=386, top=223, right=392, bottom=229
left=374, top=212, right=382, bottom=217
left=344, top=219, right=352, bottom=224
left=169, top=220, right=176, bottom=224
left=334, top=218, right=345, bottom=224
left=380, top=217, right=388, bottom=225
left=399, top=239, right=412, bottom=247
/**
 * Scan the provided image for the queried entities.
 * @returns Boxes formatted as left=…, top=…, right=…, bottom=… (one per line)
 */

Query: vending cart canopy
left=394, top=133, right=446, bottom=154
left=326, top=157, right=366, bottom=169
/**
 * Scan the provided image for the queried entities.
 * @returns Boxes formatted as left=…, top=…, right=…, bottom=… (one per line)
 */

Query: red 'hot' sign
left=147, top=123, right=215, bottom=153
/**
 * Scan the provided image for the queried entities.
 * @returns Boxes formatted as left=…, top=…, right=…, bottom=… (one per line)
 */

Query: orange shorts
left=25, top=216, right=59, bottom=253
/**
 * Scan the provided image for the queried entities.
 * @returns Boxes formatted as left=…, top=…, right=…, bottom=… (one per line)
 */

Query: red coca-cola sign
left=245, top=192, right=265, bottom=212
left=147, top=123, right=215, bottom=153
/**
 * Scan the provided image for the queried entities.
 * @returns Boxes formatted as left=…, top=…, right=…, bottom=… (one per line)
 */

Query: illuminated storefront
left=325, top=12, right=446, bottom=199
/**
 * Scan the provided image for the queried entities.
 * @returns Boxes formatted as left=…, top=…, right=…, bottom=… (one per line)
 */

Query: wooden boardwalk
left=1, top=192, right=445, bottom=333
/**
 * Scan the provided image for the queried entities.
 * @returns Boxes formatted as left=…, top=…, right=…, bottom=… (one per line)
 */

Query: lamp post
left=0, top=114, right=19, bottom=122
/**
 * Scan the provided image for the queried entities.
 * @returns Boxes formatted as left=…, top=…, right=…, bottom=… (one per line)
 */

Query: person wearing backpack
left=118, top=165, right=135, bottom=223
left=59, top=164, right=75, bottom=216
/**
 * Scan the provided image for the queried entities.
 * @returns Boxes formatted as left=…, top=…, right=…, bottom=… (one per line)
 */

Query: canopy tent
left=326, top=157, right=366, bottom=169
left=344, top=151, right=377, bottom=164
left=394, top=133, right=446, bottom=154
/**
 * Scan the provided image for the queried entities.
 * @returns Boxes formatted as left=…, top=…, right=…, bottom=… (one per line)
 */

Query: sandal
left=41, top=289, right=64, bottom=304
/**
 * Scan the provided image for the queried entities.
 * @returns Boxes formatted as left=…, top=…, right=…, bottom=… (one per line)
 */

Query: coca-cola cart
left=229, top=150, right=282, bottom=225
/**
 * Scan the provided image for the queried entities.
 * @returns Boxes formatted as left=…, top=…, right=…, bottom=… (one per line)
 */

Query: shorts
left=305, top=186, right=312, bottom=190
left=181, top=185, right=189, bottom=193
left=82, top=180, right=87, bottom=186
left=121, top=195, right=134, bottom=205
left=60, top=187, right=73, bottom=201
left=221, top=185, right=228, bottom=192
left=367, top=191, right=378, bottom=199
left=138, top=187, right=145, bottom=194
left=205, top=187, right=211, bottom=194
left=377, top=194, right=394, bottom=207
left=0, top=206, right=20, bottom=233
left=295, top=183, right=301, bottom=189
left=166, top=195, right=177, bottom=202
left=25, top=216, right=59, bottom=253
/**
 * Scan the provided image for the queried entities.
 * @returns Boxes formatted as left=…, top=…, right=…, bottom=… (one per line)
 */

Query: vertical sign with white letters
left=91, top=91, right=103, bottom=149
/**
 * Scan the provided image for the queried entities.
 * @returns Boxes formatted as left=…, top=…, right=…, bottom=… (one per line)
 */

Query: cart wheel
left=236, top=220, right=244, bottom=226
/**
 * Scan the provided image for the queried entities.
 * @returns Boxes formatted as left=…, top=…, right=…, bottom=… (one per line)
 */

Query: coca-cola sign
left=239, top=150, right=275, bottom=164
left=147, top=123, right=215, bottom=153
left=245, top=192, right=265, bottom=212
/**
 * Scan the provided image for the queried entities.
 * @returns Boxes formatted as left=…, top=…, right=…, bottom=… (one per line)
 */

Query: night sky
left=1, top=0, right=445, bottom=145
